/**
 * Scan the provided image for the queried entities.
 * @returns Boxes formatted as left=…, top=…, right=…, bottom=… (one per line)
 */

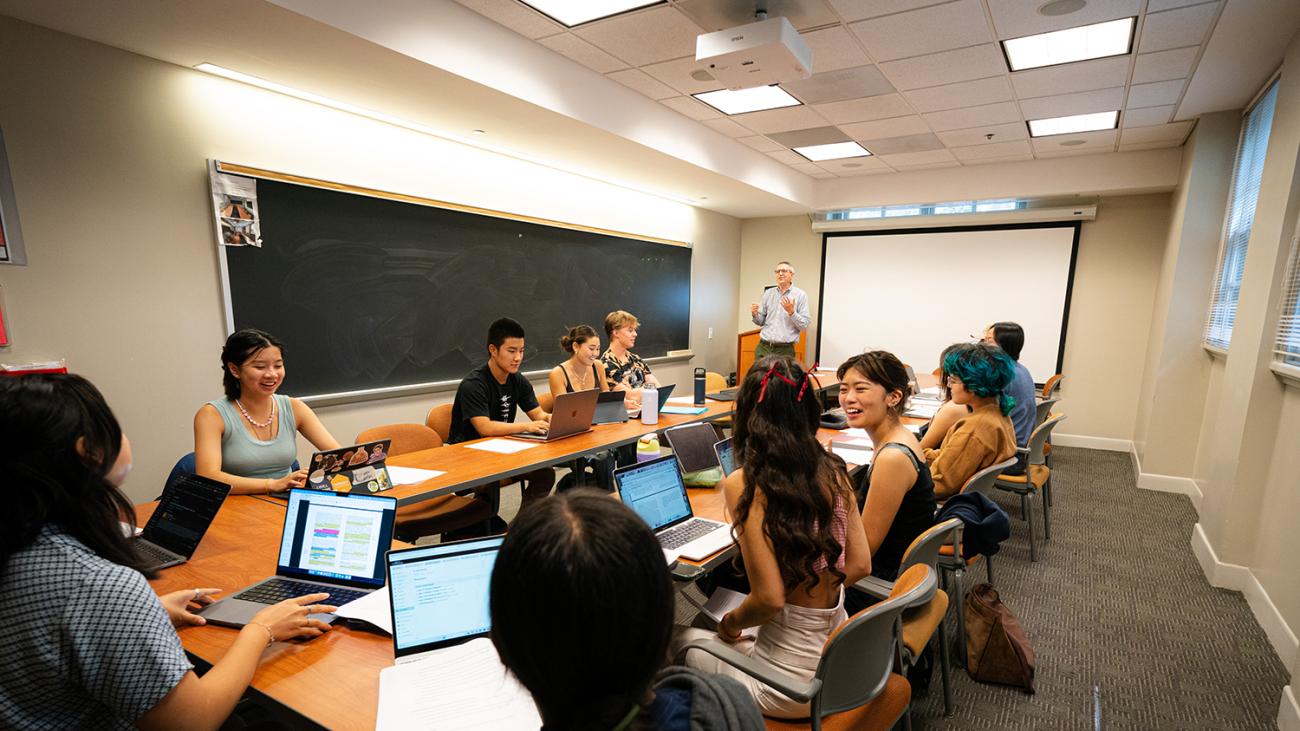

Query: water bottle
left=694, top=367, right=707, bottom=405
left=641, top=383, right=658, bottom=425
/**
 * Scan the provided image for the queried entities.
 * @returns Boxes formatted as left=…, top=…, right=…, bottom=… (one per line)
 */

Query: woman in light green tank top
left=194, top=329, right=339, bottom=495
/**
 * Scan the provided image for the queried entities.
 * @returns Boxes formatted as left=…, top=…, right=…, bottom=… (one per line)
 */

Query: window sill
left=1271, top=362, right=1300, bottom=389
left=1203, top=344, right=1228, bottom=360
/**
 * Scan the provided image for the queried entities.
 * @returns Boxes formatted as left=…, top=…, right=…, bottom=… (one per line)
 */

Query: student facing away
left=982, top=321, right=1036, bottom=475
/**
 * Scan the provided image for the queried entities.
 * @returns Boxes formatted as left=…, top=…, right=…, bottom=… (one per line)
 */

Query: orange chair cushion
left=997, top=464, right=1050, bottom=489
left=901, top=591, right=949, bottom=658
left=1043, top=443, right=1052, bottom=456
left=395, top=494, right=492, bottom=536
left=763, top=673, right=911, bottom=731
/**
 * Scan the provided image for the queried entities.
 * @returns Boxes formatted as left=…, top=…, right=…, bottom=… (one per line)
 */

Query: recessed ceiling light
left=1028, top=110, right=1119, bottom=137
left=1038, top=0, right=1087, bottom=16
left=690, top=70, right=715, bottom=82
left=519, top=1, right=664, bottom=27
left=692, top=85, right=801, bottom=115
left=793, top=141, right=872, bottom=162
left=1060, top=139, right=1087, bottom=146
left=1002, top=17, right=1135, bottom=71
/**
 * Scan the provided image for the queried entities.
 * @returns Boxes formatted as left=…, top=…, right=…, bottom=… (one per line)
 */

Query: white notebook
left=376, top=637, right=541, bottom=730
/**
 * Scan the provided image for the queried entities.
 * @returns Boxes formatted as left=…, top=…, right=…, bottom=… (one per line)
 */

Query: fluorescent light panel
left=692, top=85, right=801, bottom=115
left=519, top=0, right=664, bottom=27
left=793, top=141, right=871, bottom=161
left=1002, top=17, right=1135, bottom=71
left=1028, top=110, right=1119, bottom=137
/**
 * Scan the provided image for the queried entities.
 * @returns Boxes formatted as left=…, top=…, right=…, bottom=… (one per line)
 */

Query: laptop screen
left=142, top=473, right=230, bottom=556
left=615, top=455, right=692, bottom=532
left=714, top=438, right=734, bottom=476
left=387, top=536, right=505, bottom=657
left=276, top=489, right=396, bottom=588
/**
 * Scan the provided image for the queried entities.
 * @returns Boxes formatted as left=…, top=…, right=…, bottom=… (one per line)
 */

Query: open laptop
left=664, top=422, right=723, bottom=473
left=592, top=389, right=628, bottom=424
left=198, top=488, right=396, bottom=628
left=615, top=454, right=733, bottom=562
left=386, top=536, right=504, bottom=661
left=306, top=439, right=394, bottom=494
left=513, top=388, right=599, bottom=442
left=714, top=437, right=735, bottom=476
left=133, top=473, right=231, bottom=571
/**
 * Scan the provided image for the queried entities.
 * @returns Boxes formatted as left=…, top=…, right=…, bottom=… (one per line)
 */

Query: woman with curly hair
left=678, top=356, right=871, bottom=718
left=924, top=342, right=1019, bottom=500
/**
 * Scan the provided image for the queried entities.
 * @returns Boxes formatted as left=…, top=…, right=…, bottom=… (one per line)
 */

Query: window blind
left=1204, top=80, right=1279, bottom=350
left=1275, top=232, right=1300, bottom=366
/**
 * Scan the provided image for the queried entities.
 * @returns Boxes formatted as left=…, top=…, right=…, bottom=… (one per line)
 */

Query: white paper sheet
left=840, top=438, right=874, bottom=447
left=832, top=444, right=874, bottom=465
left=466, top=438, right=540, bottom=454
left=334, top=586, right=392, bottom=634
left=840, top=427, right=870, bottom=438
left=918, top=386, right=942, bottom=396
left=701, top=588, right=758, bottom=639
left=666, top=396, right=698, bottom=404
left=904, top=403, right=941, bottom=418
left=905, top=424, right=923, bottom=435
left=377, top=637, right=542, bottom=730
left=385, top=466, right=446, bottom=486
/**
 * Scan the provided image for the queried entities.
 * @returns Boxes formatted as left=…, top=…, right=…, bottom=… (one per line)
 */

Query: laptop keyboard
left=658, top=519, right=722, bottom=550
left=233, top=578, right=367, bottom=607
left=134, top=540, right=180, bottom=566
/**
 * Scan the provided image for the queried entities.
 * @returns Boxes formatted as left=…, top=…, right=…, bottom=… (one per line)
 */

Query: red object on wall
left=0, top=299, right=6, bottom=346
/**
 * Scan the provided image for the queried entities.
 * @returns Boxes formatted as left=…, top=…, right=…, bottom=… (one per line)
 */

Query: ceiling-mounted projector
left=696, top=16, right=812, bottom=91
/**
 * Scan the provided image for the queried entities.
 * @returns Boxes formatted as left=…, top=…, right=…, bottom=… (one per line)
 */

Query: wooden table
left=139, top=496, right=407, bottom=730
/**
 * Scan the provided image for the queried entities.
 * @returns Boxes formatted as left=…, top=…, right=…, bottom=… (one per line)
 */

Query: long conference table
left=139, top=374, right=933, bottom=729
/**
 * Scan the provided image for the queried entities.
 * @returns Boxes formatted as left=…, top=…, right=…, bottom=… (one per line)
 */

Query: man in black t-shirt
left=448, top=318, right=555, bottom=508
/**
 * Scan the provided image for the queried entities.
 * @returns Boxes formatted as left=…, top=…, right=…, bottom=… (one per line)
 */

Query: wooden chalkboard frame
left=210, top=161, right=694, bottom=406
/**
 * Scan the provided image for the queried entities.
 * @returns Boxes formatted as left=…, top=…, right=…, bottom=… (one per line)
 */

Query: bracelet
left=250, top=621, right=275, bottom=647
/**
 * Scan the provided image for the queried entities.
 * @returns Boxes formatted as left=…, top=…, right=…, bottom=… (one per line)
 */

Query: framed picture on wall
left=0, top=127, right=27, bottom=265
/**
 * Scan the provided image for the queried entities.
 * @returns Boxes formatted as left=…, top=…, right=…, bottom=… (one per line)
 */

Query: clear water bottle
left=641, top=383, right=658, bottom=425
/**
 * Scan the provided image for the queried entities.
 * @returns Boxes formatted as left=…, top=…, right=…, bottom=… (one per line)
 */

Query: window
left=1275, top=232, right=1300, bottom=368
left=1204, top=80, right=1279, bottom=350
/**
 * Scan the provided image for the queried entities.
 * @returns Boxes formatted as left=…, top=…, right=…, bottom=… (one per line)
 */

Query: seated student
left=194, top=329, right=340, bottom=494
left=923, top=343, right=1018, bottom=500
left=982, top=322, right=1036, bottom=475
left=918, top=343, right=969, bottom=452
left=600, top=309, right=660, bottom=409
left=547, top=325, right=610, bottom=397
left=1, top=373, right=335, bottom=731
left=449, top=317, right=554, bottom=507
left=837, top=351, right=936, bottom=583
left=491, top=490, right=763, bottom=731
left=677, top=357, right=871, bottom=719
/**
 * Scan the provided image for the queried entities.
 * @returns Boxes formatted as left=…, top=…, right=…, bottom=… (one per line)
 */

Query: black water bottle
left=694, top=367, right=706, bottom=405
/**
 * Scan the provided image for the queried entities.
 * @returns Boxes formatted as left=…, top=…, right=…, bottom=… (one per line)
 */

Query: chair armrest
left=682, top=639, right=821, bottom=702
left=852, top=575, right=895, bottom=601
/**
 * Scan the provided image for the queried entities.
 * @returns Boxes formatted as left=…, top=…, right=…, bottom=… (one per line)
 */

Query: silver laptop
left=615, top=455, right=733, bottom=563
left=513, top=388, right=599, bottom=442
left=714, top=437, right=735, bottom=477
left=134, top=473, right=231, bottom=571
left=198, top=488, right=396, bottom=628
left=386, top=536, right=504, bottom=663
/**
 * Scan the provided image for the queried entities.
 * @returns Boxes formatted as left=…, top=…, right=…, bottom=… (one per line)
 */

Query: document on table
left=832, top=441, right=874, bottom=465
left=666, top=396, right=698, bottom=404
left=841, top=427, right=870, bottom=438
left=466, top=438, right=539, bottom=454
left=905, top=402, right=941, bottom=418
left=334, top=585, right=392, bottom=634
left=386, top=466, right=446, bottom=486
left=905, top=424, right=923, bottom=435
left=918, top=386, right=943, bottom=396
left=376, top=637, right=542, bottom=730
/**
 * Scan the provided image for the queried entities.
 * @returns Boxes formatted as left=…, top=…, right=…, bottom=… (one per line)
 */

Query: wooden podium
left=737, top=328, right=808, bottom=381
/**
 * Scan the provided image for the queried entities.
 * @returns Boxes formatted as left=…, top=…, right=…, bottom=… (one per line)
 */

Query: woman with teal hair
left=922, top=342, right=1018, bottom=500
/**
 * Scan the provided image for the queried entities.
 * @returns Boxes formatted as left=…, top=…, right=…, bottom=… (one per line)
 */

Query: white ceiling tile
left=878, top=44, right=1008, bottom=90
left=573, top=6, right=703, bottom=66
left=1031, top=128, right=1117, bottom=156
left=961, top=153, right=1035, bottom=165
left=810, top=170, right=839, bottom=178
left=659, top=95, right=721, bottom=120
left=1121, top=105, right=1174, bottom=128
left=1139, top=2, right=1220, bottom=53
left=878, top=148, right=958, bottom=167
left=730, top=105, right=830, bottom=134
left=923, top=101, right=1021, bottom=131
left=848, top=0, right=993, bottom=62
left=802, top=26, right=873, bottom=73
left=936, top=121, right=1027, bottom=146
left=736, top=135, right=786, bottom=152
left=1010, top=56, right=1131, bottom=99
left=538, top=33, right=629, bottom=73
left=768, top=149, right=812, bottom=165
left=676, top=0, right=839, bottom=31
left=951, top=139, right=1032, bottom=160
left=1019, top=87, right=1125, bottom=119
left=903, top=76, right=1013, bottom=113
left=1127, top=79, right=1186, bottom=107
left=839, top=114, right=933, bottom=140
left=1120, top=120, right=1195, bottom=144
left=1147, top=0, right=1215, bottom=11
left=453, top=0, right=565, bottom=39
left=814, top=94, right=916, bottom=124
left=828, top=0, right=953, bottom=23
left=817, top=156, right=893, bottom=174
left=606, top=68, right=679, bottom=99
left=986, top=0, right=1141, bottom=39
left=790, top=162, right=827, bottom=176
left=1119, top=139, right=1183, bottom=151
left=641, top=56, right=723, bottom=96
left=860, top=132, right=945, bottom=154
left=702, top=117, right=754, bottom=137
left=1131, top=47, right=1199, bottom=84
left=783, top=65, right=895, bottom=104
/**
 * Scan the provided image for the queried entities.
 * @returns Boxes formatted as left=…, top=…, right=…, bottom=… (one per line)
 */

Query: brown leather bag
left=964, top=583, right=1035, bottom=693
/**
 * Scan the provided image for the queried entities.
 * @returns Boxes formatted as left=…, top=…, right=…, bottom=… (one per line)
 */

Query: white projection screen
left=817, top=224, right=1079, bottom=381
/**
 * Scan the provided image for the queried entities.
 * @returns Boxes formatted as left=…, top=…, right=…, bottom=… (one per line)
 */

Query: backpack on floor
left=964, top=583, right=1035, bottom=693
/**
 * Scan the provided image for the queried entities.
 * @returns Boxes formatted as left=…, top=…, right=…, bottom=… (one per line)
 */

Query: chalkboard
left=221, top=176, right=691, bottom=399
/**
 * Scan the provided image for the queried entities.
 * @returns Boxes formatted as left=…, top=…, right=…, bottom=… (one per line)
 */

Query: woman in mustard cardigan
left=924, top=342, right=1019, bottom=500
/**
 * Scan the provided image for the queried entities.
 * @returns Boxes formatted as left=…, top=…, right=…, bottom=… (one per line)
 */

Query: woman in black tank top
left=836, top=352, right=937, bottom=583
left=547, top=325, right=610, bottom=398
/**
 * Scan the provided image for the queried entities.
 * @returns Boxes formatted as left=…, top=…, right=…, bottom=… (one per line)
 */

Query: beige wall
left=0, top=17, right=741, bottom=503
left=736, top=194, right=1171, bottom=442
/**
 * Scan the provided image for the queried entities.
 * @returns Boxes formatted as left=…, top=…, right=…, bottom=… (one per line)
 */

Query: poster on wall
left=209, top=167, right=263, bottom=247
left=0, top=128, right=26, bottom=265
